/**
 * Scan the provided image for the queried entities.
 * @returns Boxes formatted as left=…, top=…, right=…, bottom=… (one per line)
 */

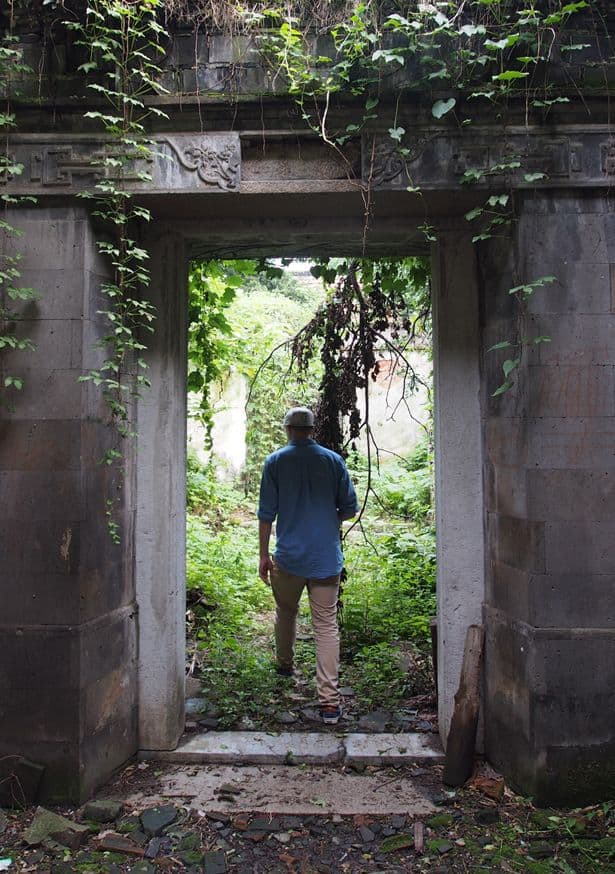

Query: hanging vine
left=0, top=27, right=38, bottom=410
left=63, top=0, right=169, bottom=539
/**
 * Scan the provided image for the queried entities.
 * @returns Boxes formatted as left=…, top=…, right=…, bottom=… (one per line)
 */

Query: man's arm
left=258, top=520, right=274, bottom=584
left=337, top=462, right=359, bottom=522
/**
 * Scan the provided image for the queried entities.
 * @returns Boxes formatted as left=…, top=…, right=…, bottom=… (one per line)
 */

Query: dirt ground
left=1, top=756, right=614, bottom=873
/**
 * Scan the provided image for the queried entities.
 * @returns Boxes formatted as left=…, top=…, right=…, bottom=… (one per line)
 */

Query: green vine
left=0, top=32, right=38, bottom=409
left=64, top=0, right=169, bottom=539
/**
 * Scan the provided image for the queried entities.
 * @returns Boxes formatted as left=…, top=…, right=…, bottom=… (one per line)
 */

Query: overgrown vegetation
left=186, top=259, right=436, bottom=726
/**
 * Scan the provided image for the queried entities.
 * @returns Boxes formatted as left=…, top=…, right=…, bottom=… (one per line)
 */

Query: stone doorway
left=132, top=190, right=485, bottom=764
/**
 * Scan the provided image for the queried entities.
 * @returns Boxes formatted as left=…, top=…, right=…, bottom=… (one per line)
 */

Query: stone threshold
left=139, top=731, right=444, bottom=766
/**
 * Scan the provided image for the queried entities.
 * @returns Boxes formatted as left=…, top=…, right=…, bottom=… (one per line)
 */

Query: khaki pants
left=270, top=563, right=340, bottom=707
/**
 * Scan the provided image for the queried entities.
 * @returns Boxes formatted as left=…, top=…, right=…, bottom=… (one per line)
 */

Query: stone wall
left=0, top=206, right=137, bottom=801
left=481, top=192, right=615, bottom=804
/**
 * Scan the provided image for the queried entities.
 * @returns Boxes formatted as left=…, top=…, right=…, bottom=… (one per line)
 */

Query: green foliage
left=64, top=0, right=170, bottom=538
left=343, top=525, right=436, bottom=653
left=344, top=641, right=408, bottom=709
left=0, top=34, right=38, bottom=408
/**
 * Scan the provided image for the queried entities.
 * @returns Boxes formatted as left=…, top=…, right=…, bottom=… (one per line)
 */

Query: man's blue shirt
left=258, top=438, right=358, bottom=579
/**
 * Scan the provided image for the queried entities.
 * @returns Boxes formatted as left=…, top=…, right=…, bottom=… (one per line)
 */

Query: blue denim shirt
left=258, top=439, right=358, bottom=579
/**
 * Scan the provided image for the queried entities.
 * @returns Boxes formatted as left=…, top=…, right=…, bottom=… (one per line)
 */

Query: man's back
left=258, top=438, right=357, bottom=578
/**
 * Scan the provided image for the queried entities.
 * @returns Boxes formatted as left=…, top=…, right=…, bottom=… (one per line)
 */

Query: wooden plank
left=442, top=624, right=484, bottom=787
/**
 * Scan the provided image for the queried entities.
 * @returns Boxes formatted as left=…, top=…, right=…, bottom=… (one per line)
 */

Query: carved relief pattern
left=166, top=137, right=240, bottom=190
left=601, top=143, right=615, bottom=176
left=369, top=141, right=406, bottom=187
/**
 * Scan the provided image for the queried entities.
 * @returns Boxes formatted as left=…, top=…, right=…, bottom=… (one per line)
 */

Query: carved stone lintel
left=601, top=142, right=615, bottom=175
left=164, top=135, right=240, bottom=191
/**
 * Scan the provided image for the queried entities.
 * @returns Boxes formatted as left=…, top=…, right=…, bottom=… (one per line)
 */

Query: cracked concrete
left=139, top=731, right=444, bottom=767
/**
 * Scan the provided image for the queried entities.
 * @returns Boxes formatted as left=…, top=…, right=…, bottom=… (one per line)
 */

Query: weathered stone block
left=545, top=519, right=615, bottom=574
left=522, top=262, right=611, bottom=315
left=0, top=519, right=80, bottom=575
left=1, top=366, right=84, bottom=420
left=0, top=420, right=80, bottom=471
left=13, top=269, right=87, bottom=320
left=487, top=512, right=545, bottom=573
left=528, top=469, right=615, bottom=521
left=485, top=561, right=530, bottom=623
left=0, top=688, right=81, bottom=742
left=529, top=572, right=615, bottom=628
left=486, top=464, right=528, bottom=518
left=0, top=571, right=81, bottom=625
left=529, top=313, right=615, bottom=365
left=485, top=417, right=528, bottom=467
left=527, top=416, right=615, bottom=470
left=528, top=364, right=615, bottom=417
left=520, top=213, right=609, bottom=265
left=1, top=470, right=84, bottom=522
left=3, top=215, right=88, bottom=272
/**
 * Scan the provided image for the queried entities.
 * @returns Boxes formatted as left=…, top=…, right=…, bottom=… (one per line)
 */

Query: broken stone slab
left=83, top=799, right=123, bottom=823
left=23, top=807, right=89, bottom=847
left=344, top=733, right=445, bottom=766
left=203, top=850, right=227, bottom=874
left=140, top=804, right=178, bottom=836
left=357, top=710, right=393, bottom=732
left=140, top=731, right=344, bottom=765
left=0, top=757, right=44, bottom=807
left=96, top=832, right=146, bottom=856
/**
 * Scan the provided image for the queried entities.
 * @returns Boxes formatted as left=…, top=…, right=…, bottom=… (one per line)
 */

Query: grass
left=185, top=442, right=437, bottom=724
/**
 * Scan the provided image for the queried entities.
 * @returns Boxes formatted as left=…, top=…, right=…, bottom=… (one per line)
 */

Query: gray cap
left=284, top=406, right=315, bottom=427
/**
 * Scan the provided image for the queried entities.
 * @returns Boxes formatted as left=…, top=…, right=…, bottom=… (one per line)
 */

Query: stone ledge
left=139, top=731, right=444, bottom=766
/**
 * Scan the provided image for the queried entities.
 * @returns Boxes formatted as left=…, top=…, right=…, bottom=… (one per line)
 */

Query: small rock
left=204, top=850, right=227, bottom=874
left=529, top=841, right=555, bottom=860
left=435, top=840, right=453, bottom=855
left=207, top=813, right=230, bottom=824
left=24, top=808, right=89, bottom=847
left=416, top=720, right=433, bottom=732
left=49, top=828, right=88, bottom=850
left=144, top=837, right=162, bottom=858
left=359, top=825, right=376, bottom=842
left=332, top=814, right=343, bottom=823
left=140, top=804, right=178, bottom=837
left=339, top=687, right=355, bottom=696
left=185, top=697, right=208, bottom=715
left=197, top=717, right=220, bottom=730
left=358, top=710, right=391, bottom=732
left=476, top=808, right=500, bottom=825
left=97, top=832, right=145, bottom=856
left=273, top=832, right=291, bottom=844
left=217, top=783, right=242, bottom=796
left=275, top=711, right=298, bottom=725
left=83, top=799, right=122, bottom=823
left=390, top=815, right=406, bottom=830
left=236, top=716, right=256, bottom=730
left=248, top=816, right=281, bottom=833
left=381, top=826, right=396, bottom=837
left=127, top=864, right=155, bottom=874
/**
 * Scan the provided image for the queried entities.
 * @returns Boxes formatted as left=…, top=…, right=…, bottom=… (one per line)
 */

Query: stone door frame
left=131, top=202, right=485, bottom=754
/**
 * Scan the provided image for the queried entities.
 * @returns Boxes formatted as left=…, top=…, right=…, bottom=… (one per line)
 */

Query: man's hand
left=259, top=554, right=274, bottom=585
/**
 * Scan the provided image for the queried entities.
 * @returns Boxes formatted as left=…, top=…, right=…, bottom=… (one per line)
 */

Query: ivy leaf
left=464, top=207, right=483, bottom=221
left=524, top=172, right=547, bottom=182
left=502, top=358, right=520, bottom=378
left=492, top=70, right=529, bottom=81
left=487, top=340, right=514, bottom=352
left=431, top=98, right=456, bottom=119
left=492, top=381, right=513, bottom=397
left=459, top=24, right=486, bottom=36
left=388, top=126, right=405, bottom=142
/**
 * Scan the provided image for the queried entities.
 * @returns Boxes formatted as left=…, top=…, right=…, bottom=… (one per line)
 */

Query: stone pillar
left=135, top=227, right=187, bottom=751
left=0, top=206, right=137, bottom=802
left=482, top=192, right=615, bottom=804
left=432, top=230, right=485, bottom=745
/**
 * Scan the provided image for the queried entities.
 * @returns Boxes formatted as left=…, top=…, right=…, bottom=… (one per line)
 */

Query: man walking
left=258, top=407, right=358, bottom=725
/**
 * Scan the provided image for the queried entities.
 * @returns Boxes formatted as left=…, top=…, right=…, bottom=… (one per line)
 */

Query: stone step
left=139, top=731, right=444, bottom=767
left=125, top=762, right=439, bottom=815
